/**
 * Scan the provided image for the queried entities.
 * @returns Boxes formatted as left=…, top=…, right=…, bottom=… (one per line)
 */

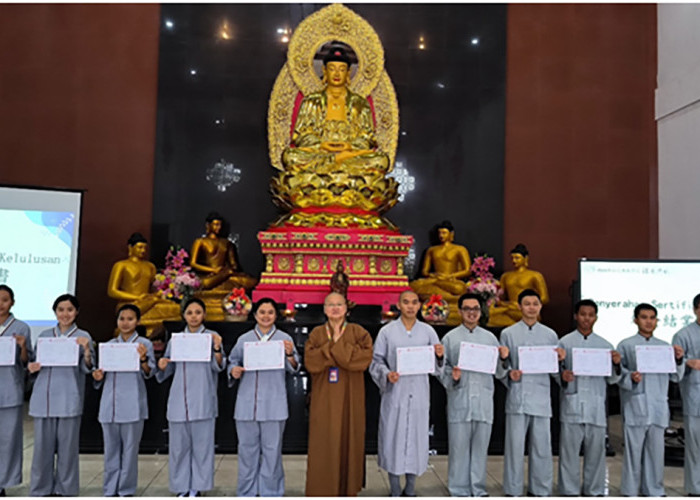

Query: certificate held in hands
left=37, top=337, right=79, bottom=367
left=518, top=346, right=559, bottom=374
left=572, top=348, right=612, bottom=377
left=458, top=342, right=498, bottom=374
left=99, top=344, right=140, bottom=372
left=397, top=345, right=435, bottom=375
left=243, top=341, right=285, bottom=371
left=0, top=337, right=16, bottom=366
left=170, top=333, right=212, bottom=362
left=635, top=345, right=676, bottom=374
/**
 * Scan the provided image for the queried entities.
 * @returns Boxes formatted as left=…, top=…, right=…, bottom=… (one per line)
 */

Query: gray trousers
left=102, top=420, right=145, bottom=496
left=503, top=413, right=553, bottom=496
left=557, top=422, right=606, bottom=496
left=30, top=416, right=81, bottom=496
left=0, top=406, right=22, bottom=489
left=447, top=420, right=491, bottom=497
left=620, top=423, right=665, bottom=496
left=685, top=415, right=700, bottom=495
left=168, top=419, right=215, bottom=494
left=235, top=420, right=285, bottom=497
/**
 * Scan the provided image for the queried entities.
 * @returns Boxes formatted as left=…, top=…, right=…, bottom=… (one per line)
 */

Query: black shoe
left=400, top=490, right=416, bottom=497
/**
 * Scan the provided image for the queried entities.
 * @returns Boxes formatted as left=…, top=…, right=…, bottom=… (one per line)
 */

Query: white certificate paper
left=170, top=334, right=212, bottom=362
left=572, top=348, right=612, bottom=377
left=36, top=337, right=79, bottom=367
left=396, top=345, right=435, bottom=375
left=0, top=337, right=16, bottom=366
left=243, top=341, right=285, bottom=371
left=457, top=342, right=498, bottom=374
left=518, top=345, right=559, bottom=374
left=635, top=345, right=676, bottom=374
left=99, top=343, right=140, bottom=372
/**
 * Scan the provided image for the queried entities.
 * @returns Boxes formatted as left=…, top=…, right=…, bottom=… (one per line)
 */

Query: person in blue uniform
left=556, top=299, right=621, bottom=496
left=370, top=290, right=444, bottom=497
left=92, top=304, right=156, bottom=496
left=672, top=293, right=700, bottom=496
left=227, top=297, right=300, bottom=496
left=156, top=297, right=224, bottom=497
left=617, top=302, right=684, bottom=496
left=27, top=293, right=95, bottom=496
left=0, top=285, right=32, bottom=496
left=498, top=288, right=565, bottom=497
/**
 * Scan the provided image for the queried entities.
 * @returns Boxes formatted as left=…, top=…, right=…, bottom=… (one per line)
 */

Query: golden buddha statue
left=107, top=232, right=181, bottom=336
left=488, top=243, right=549, bottom=327
left=410, top=221, right=472, bottom=325
left=189, top=212, right=257, bottom=321
left=269, top=39, right=399, bottom=229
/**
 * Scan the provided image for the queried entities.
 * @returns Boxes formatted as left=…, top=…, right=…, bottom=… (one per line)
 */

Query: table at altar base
left=253, top=226, right=413, bottom=311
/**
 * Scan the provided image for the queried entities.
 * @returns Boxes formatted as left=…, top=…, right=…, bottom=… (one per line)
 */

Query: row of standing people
left=0, top=284, right=699, bottom=496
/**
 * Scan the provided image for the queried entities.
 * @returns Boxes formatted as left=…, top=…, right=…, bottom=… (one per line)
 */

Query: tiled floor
left=7, top=407, right=687, bottom=497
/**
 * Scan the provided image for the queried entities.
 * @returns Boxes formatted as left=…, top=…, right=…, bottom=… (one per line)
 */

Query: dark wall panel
left=0, top=4, right=161, bottom=340
left=503, top=4, right=658, bottom=333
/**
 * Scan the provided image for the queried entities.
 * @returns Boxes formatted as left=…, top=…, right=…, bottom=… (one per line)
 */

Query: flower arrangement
left=222, top=287, right=252, bottom=320
left=153, top=247, right=201, bottom=302
left=420, top=294, right=449, bottom=324
left=465, top=254, right=502, bottom=307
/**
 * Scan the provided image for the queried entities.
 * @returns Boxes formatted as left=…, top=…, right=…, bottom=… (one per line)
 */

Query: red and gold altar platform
left=252, top=226, right=412, bottom=311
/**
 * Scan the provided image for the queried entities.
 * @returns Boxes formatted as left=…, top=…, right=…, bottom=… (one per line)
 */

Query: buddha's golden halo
left=268, top=3, right=399, bottom=171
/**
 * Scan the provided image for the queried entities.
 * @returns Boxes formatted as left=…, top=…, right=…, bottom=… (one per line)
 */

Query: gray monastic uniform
left=556, top=330, right=621, bottom=496
left=617, top=333, right=684, bottom=496
left=227, top=326, right=300, bottom=497
left=0, top=314, right=32, bottom=490
left=673, top=321, right=700, bottom=495
left=29, top=324, right=94, bottom=496
left=369, top=319, right=443, bottom=476
left=498, top=320, right=559, bottom=497
left=439, top=324, right=506, bottom=497
left=156, top=326, right=224, bottom=494
left=94, top=333, right=155, bottom=496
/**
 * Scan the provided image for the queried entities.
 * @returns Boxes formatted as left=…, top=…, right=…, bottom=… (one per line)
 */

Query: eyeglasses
left=460, top=307, right=481, bottom=313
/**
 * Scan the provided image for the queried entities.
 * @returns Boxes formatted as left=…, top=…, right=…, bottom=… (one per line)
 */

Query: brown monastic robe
left=304, top=322, right=373, bottom=496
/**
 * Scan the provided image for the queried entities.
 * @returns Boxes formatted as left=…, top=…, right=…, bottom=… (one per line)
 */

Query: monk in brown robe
left=304, top=292, right=373, bottom=496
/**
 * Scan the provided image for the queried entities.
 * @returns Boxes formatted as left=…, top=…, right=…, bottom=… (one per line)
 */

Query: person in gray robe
left=556, top=299, right=622, bottom=496
left=672, top=293, right=700, bottom=496
left=156, top=298, right=225, bottom=497
left=617, top=302, right=685, bottom=497
left=439, top=293, right=509, bottom=497
left=227, top=298, right=300, bottom=497
left=0, top=285, right=32, bottom=495
left=93, top=304, right=156, bottom=496
left=497, top=289, right=565, bottom=497
left=370, top=290, right=444, bottom=497
left=27, top=294, right=94, bottom=497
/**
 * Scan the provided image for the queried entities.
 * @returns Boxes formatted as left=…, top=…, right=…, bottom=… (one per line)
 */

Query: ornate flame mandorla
left=255, top=4, right=413, bottom=311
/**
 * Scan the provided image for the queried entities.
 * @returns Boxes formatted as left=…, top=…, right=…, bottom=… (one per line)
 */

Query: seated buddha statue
left=410, top=221, right=472, bottom=325
left=488, top=243, right=549, bottom=327
left=107, top=232, right=181, bottom=336
left=190, top=212, right=258, bottom=291
left=270, top=43, right=399, bottom=228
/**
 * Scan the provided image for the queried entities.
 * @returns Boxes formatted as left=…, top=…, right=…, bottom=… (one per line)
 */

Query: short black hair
left=458, top=293, right=483, bottom=309
left=517, top=288, right=540, bottom=304
left=182, top=297, right=206, bottom=315
left=252, top=297, right=278, bottom=316
left=117, top=303, right=142, bottom=321
left=127, top=232, right=147, bottom=247
left=510, top=243, right=529, bottom=257
left=436, top=220, right=454, bottom=232
left=693, top=293, right=700, bottom=310
left=53, top=294, right=79, bottom=311
left=0, top=285, right=14, bottom=302
left=205, top=211, right=224, bottom=224
left=574, top=299, right=598, bottom=314
left=633, top=302, right=657, bottom=318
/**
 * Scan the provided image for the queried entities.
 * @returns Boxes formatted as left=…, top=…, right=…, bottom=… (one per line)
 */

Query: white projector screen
left=579, top=259, right=700, bottom=347
left=0, top=185, right=83, bottom=332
